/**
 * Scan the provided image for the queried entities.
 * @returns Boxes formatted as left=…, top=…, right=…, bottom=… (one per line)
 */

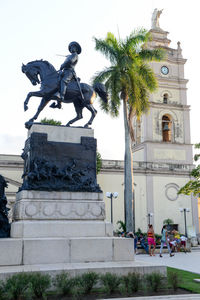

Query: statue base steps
left=0, top=237, right=134, bottom=266
left=8, top=190, right=134, bottom=266
left=11, top=190, right=112, bottom=238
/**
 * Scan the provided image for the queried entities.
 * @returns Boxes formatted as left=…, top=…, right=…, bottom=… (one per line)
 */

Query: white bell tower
left=132, top=9, right=199, bottom=235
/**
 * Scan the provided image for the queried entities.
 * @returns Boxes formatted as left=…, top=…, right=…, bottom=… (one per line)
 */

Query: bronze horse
left=22, top=60, right=108, bottom=129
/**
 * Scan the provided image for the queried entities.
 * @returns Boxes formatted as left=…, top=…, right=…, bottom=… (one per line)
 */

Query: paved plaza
left=111, top=250, right=200, bottom=300
left=103, top=250, right=200, bottom=299
left=136, top=250, right=200, bottom=275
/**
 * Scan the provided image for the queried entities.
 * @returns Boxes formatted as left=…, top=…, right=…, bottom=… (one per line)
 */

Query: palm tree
left=93, top=29, right=165, bottom=232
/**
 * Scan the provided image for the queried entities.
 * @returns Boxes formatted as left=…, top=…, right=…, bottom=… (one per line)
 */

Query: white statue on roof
left=151, top=8, right=163, bottom=29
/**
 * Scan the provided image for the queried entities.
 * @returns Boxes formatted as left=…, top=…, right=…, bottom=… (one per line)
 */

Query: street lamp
left=179, top=208, right=190, bottom=237
left=106, top=192, right=118, bottom=223
left=147, top=212, right=153, bottom=225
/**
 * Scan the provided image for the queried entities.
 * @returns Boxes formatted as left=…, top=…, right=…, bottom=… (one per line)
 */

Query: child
left=180, top=235, right=187, bottom=253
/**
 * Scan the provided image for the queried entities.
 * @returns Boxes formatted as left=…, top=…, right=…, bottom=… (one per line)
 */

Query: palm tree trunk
left=123, top=98, right=134, bottom=233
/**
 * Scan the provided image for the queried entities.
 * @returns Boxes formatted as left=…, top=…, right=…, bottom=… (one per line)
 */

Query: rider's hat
left=68, top=41, right=82, bottom=54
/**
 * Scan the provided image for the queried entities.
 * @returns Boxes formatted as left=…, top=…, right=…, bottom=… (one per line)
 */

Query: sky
left=0, top=0, right=199, bottom=160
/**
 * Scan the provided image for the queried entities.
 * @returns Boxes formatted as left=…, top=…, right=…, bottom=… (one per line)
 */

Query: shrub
left=0, top=280, right=5, bottom=299
left=120, top=275, right=129, bottom=292
left=4, top=272, right=34, bottom=300
left=163, top=218, right=174, bottom=225
left=116, top=220, right=126, bottom=235
left=121, top=273, right=142, bottom=294
left=155, top=234, right=162, bottom=245
left=40, top=118, right=62, bottom=126
left=127, top=272, right=142, bottom=293
left=53, top=272, right=75, bottom=296
left=145, top=272, right=164, bottom=292
left=69, top=277, right=84, bottom=299
left=135, top=228, right=147, bottom=238
left=29, top=272, right=51, bottom=299
left=168, top=271, right=181, bottom=291
left=96, top=151, right=102, bottom=174
left=100, top=273, right=121, bottom=294
left=78, top=272, right=99, bottom=294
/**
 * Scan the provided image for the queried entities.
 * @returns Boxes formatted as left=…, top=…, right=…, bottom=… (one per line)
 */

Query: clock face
left=161, top=66, right=169, bottom=75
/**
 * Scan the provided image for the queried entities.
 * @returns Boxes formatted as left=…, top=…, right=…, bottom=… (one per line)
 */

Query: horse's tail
left=93, top=83, right=108, bottom=104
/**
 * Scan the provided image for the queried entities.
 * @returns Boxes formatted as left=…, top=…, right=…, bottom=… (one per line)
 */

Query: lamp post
left=106, top=192, right=118, bottom=223
left=179, top=208, right=190, bottom=237
left=147, top=212, right=153, bottom=225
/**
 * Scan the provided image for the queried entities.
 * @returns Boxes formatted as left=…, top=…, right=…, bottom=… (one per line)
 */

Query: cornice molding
left=156, top=76, right=189, bottom=84
left=150, top=102, right=190, bottom=110
left=4, top=177, right=21, bottom=187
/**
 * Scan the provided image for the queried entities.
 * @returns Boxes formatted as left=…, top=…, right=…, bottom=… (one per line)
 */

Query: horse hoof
left=49, top=102, right=56, bottom=109
left=66, top=123, right=71, bottom=127
left=24, top=104, right=28, bottom=111
left=84, top=124, right=89, bottom=128
left=25, top=121, right=33, bottom=129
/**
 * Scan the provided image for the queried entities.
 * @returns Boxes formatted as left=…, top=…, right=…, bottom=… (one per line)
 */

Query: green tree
left=40, top=118, right=62, bottom=126
left=178, top=143, right=200, bottom=197
left=163, top=218, right=174, bottom=225
left=96, top=151, right=102, bottom=174
left=93, top=29, right=165, bottom=231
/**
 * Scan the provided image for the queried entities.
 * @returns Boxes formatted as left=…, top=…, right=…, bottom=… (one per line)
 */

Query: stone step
left=0, top=237, right=134, bottom=266
left=191, top=246, right=200, bottom=251
left=11, top=220, right=113, bottom=238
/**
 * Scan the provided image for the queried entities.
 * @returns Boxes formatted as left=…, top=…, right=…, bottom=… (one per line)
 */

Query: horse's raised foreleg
left=25, top=97, right=50, bottom=129
left=24, top=91, right=46, bottom=111
left=84, top=104, right=97, bottom=128
left=66, top=105, right=83, bottom=127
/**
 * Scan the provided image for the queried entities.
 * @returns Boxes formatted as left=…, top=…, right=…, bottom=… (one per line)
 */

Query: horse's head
left=22, top=63, right=40, bottom=86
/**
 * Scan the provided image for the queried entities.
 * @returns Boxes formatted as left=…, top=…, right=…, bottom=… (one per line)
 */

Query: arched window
left=163, top=93, right=168, bottom=104
left=162, top=115, right=172, bottom=142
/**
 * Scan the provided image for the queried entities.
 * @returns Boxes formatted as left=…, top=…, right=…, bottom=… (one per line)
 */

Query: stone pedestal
left=8, top=125, right=134, bottom=266
left=10, top=190, right=134, bottom=265
left=11, top=190, right=112, bottom=239
left=2, top=124, right=166, bottom=277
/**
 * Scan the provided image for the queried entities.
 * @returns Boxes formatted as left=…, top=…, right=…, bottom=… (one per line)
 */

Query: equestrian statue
left=22, top=41, right=108, bottom=129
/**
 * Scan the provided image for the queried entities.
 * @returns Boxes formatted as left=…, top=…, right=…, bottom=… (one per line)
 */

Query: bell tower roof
left=147, top=9, right=184, bottom=60
left=149, top=28, right=171, bottom=48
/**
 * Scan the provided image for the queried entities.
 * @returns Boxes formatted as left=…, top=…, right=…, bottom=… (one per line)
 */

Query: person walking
left=160, top=225, right=174, bottom=257
left=147, top=224, right=156, bottom=256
